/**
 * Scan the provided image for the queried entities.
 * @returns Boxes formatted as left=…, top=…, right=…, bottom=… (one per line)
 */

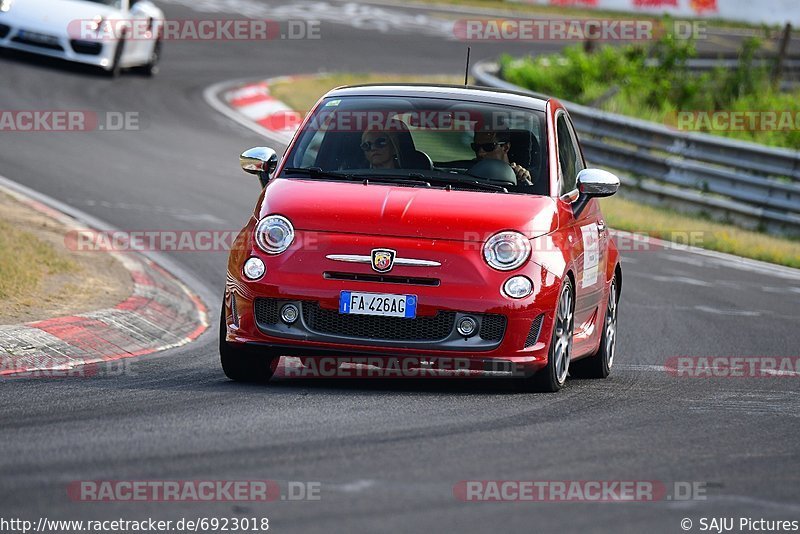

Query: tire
left=219, top=303, right=278, bottom=383
left=572, top=275, right=618, bottom=379
left=516, top=277, right=574, bottom=392
left=106, top=37, right=125, bottom=78
left=138, top=38, right=160, bottom=76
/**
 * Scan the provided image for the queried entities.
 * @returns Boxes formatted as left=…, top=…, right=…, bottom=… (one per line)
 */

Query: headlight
left=0, top=0, right=12, bottom=12
left=255, top=215, right=294, bottom=254
left=90, top=16, right=104, bottom=32
left=483, top=231, right=531, bottom=271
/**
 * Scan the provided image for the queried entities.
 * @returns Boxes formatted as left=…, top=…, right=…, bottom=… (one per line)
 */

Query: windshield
left=282, top=95, right=549, bottom=195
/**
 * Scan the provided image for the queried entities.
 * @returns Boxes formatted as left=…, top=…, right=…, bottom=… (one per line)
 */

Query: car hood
left=4, top=0, right=120, bottom=34
left=258, top=178, right=558, bottom=241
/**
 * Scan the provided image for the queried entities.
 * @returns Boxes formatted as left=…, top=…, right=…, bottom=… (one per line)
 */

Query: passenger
left=360, top=129, right=401, bottom=169
left=471, top=130, right=533, bottom=185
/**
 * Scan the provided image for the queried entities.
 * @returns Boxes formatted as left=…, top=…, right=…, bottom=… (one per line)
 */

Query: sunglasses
left=360, top=137, right=389, bottom=151
left=471, top=141, right=507, bottom=153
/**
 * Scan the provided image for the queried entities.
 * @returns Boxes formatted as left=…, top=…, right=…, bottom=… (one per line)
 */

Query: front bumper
left=224, top=227, right=562, bottom=370
left=0, top=23, right=113, bottom=68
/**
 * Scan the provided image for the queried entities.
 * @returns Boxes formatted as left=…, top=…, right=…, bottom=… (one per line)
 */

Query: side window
left=556, top=114, right=580, bottom=195
left=567, top=116, right=586, bottom=175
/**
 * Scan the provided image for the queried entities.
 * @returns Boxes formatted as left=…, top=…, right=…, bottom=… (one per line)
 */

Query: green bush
left=500, top=33, right=800, bottom=149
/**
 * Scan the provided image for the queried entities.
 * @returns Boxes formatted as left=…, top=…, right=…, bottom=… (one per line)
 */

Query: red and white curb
left=204, top=75, right=310, bottom=146
left=0, top=180, right=209, bottom=377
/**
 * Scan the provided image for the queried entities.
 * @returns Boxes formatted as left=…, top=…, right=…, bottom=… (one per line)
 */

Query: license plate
left=18, top=30, right=59, bottom=45
left=339, top=291, right=417, bottom=318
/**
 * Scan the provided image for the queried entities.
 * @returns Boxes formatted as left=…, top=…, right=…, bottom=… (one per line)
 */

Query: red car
left=221, top=84, right=621, bottom=392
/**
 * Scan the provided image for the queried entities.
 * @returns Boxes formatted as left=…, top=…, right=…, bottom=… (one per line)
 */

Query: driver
left=471, top=130, right=533, bottom=185
left=360, top=128, right=401, bottom=169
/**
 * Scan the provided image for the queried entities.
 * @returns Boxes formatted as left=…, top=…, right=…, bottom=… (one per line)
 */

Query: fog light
left=457, top=316, right=478, bottom=337
left=503, top=276, right=533, bottom=299
left=243, top=257, right=265, bottom=280
left=281, top=304, right=299, bottom=324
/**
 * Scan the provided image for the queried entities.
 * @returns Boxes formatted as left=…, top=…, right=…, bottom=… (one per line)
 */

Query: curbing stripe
left=205, top=75, right=309, bottom=146
left=0, top=178, right=209, bottom=377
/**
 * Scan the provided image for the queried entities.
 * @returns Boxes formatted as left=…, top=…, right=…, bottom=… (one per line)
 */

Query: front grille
left=524, top=314, right=544, bottom=348
left=12, top=33, right=63, bottom=51
left=70, top=39, right=102, bottom=55
left=0, top=24, right=10, bottom=39
left=254, top=297, right=507, bottom=345
left=254, top=298, right=279, bottom=325
left=479, top=314, right=507, bottom=342
left=303, top=301, right=455, bottom=341
left=324, top=271, right=439, bottom=286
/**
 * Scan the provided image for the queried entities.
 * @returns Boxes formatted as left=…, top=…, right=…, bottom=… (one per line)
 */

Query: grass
left=500, top=36, right=800, bottom=149
left=270, top=73, right=800, bottom=269
left=0, top=219, right=77, bottom=302
left=270, top=72, right=464, bottom=112
left=601, top=196, right=800, bottom=268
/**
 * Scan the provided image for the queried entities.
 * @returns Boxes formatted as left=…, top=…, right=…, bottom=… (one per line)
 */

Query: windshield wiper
left=369, top=173, right=432, bottom=187
left=415, top=173, right=509, bottom=192
left=282, top=167, right=358, bottom=181
left=286, top=168, right=433, bottom=188
left=283, top=168, right=504, bottom=192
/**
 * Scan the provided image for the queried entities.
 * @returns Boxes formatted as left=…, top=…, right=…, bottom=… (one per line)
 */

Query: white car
left=0, top=0, right=164, bottom=76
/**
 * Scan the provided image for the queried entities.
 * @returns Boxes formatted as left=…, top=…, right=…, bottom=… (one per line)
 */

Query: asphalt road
left=1, top=2, right=799, bottom=533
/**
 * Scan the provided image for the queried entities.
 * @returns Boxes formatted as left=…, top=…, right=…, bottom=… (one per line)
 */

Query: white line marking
left=647, top=275, right=714, bottom=287
left=693, top=306, right=762, bottom=317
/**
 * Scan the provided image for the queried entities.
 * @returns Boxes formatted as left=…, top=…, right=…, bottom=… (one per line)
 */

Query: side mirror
left=572, top=168, right=620, bottom=216
left=240, top=147, right=278, bottom=188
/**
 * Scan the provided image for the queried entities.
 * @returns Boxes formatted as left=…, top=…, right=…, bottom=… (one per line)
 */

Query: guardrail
left=472, top=61, right=800, bottom=236
left=677, top=59, right=800, bottom=89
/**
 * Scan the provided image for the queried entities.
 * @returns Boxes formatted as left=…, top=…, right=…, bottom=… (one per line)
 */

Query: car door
left=555, top=111, right=607, bottom=347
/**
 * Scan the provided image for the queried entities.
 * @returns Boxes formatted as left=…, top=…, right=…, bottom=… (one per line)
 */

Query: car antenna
left=464, top=46, right=471, bottom=86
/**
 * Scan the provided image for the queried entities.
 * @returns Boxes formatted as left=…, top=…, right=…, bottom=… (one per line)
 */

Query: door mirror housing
left=240, top=147, right=278, bottom=188
left=572, top=168, right=620, bottom=216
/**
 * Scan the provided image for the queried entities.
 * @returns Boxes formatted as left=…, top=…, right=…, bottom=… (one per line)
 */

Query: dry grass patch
left=0, top=192, right=133, bottom=324
left=601, top=196, right=800, bottom=268
left=270, top=73, right=463, bottom=112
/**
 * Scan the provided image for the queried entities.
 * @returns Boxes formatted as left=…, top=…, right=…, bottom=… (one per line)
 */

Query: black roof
left=324, top=84, right=550, bottom=112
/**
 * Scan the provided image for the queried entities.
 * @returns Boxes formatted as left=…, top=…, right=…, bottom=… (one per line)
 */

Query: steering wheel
left=465, top=159, right=517, bottom=187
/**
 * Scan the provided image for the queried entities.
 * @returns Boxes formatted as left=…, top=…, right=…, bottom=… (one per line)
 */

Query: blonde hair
left=361, top=127, right=402, bottom=167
